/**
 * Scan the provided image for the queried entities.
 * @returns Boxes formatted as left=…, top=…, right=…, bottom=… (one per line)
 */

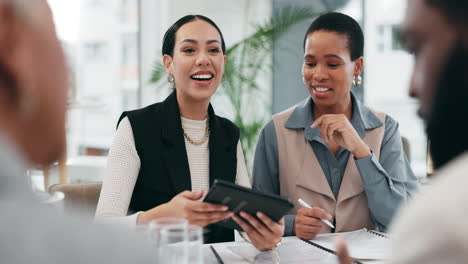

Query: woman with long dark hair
left=96, top=15, right=284, bottom=249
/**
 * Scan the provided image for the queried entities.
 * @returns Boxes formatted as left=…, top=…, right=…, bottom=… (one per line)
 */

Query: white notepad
left=228, top=229, right=389, bottom=263
left=308, top=229, right=389, bottom=260
left=228, top=238, right=338, bottom=263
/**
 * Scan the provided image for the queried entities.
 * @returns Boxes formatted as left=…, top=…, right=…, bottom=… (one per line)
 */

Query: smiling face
left=302, top=30, right=362, bottom=110
left=163, top=19, right=226, bottom=103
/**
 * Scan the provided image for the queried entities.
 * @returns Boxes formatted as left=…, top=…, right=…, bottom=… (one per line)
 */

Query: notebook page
left=228, top=238, right=338, bottom=263
left=311, top=229, right=389, bottom=260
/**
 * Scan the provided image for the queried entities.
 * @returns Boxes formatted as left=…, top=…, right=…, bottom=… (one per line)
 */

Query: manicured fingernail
left=222, top=206, right=228, bottom=211
left=256, top=212, right=262, bottom=217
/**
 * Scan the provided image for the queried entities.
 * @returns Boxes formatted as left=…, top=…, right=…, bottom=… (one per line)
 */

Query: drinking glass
left=147, top=218, right=188, bottom=263
left=159, top=224, right=189, bottom=264
left=188, top=225, right=203, bottom=264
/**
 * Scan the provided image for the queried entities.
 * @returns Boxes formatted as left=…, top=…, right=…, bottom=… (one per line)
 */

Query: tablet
left=203, top=179, right=294, bottom=231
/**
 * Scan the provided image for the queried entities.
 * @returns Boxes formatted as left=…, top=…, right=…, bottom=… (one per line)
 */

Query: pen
left=210, top=245, right=224, bottom=264
left=297, top=198, right=335, bottom=229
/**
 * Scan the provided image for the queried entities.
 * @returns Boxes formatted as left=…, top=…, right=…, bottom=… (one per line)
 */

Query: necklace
left=182, top=116, right=210, bottom=145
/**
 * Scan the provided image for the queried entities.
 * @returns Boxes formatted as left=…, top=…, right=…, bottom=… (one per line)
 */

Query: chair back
left=401, top=135, right=411, bottom=162
left=48, top=182, right=102, bottom=217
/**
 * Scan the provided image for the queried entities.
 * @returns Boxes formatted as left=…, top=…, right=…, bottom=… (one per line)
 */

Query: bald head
left=4, top=0, right=43, bottom=26
left=0, top=0, right=68, bottom=166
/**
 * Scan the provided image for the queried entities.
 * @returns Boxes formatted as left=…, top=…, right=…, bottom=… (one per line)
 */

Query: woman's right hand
left=137, top=190, right=232, bottom=227
left=293, top=207, right=332, bottom=239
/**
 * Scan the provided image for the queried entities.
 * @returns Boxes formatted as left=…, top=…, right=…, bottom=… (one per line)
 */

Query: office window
left=364, top=0, right=427, bottom=177
left=85, top=0, right=105, bottom=8
left=377, top=25, right=385, bottom=52
left=84, top=42, right=108, bottom=60
left=391, top=26, right=404, bottom=51
left=376, top=24, right=403, bottom=52
left=48, top=0, right=140, bottom=160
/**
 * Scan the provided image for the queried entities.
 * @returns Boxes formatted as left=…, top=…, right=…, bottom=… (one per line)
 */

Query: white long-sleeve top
left=95, top=116, right=251, bottom=228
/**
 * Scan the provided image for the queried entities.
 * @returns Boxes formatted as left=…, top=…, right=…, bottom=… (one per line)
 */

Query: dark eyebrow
left=304, top=54, right=344, bottom=60
left=324, top=54, right=344, bottom=60
left=179, top=39, right=221, bottom=45
left=180, top=39, right=197, bottom=45
left=207, top=40, right=221, bottom=45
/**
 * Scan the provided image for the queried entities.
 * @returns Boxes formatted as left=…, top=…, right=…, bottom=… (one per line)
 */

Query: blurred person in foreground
left=0, top=0, right=151, bottom=262
left=337, top=0, right=468, bottom=263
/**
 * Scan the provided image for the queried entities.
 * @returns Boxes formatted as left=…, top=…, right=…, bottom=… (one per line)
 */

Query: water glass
left=147, top=218, right=188, bottom=263
left=188, top=225, right=204, bottom=264
left=159, top=224, right=189, bottom=264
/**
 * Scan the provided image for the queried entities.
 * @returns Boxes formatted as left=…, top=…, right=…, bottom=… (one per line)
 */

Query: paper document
left=228, top=229, right=388, bottom=263
left=310, top=229, right=389, bottom=260
left=228, top=238, right=338, bottom=264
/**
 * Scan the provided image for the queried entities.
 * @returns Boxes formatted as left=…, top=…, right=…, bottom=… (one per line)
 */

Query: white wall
left=139, top=0, right=272, bottom=122
left=363, top=0, right=426, bottom=176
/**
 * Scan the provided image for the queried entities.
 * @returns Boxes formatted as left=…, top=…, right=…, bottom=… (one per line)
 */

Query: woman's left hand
left=232, top=211, right=284, bottom=251
left=311, top=114, right=370, bottom=159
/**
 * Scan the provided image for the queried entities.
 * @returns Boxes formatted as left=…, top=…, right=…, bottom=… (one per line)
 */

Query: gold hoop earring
left=167, top=74, right=175, bottom=83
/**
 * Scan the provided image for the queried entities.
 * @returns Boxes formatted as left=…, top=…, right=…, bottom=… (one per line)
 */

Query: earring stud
left=167, top=74, right=174, bottom=83
left=353, top=75, right=362, bottom=86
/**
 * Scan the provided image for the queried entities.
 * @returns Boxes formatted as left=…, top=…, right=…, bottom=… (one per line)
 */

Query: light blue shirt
left=252, top=93, right=419, bottom=236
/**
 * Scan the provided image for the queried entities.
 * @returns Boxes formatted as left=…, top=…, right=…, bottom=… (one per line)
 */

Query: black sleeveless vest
left=117, top=91, right=239, bottom=243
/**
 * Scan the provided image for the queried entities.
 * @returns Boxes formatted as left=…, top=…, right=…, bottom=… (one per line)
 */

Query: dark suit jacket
left=117, top=91, right=239, bottom=243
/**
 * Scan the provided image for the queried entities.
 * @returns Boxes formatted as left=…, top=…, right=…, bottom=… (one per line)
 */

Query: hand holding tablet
left=203, top=180, right=294, bottom=230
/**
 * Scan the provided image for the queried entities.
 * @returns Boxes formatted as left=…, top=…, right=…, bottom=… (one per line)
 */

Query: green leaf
left=149, top=61, right=166, bottom=84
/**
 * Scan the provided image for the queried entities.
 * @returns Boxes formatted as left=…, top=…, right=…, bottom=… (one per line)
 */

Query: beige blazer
left=272, top=105, right=386, bottom=233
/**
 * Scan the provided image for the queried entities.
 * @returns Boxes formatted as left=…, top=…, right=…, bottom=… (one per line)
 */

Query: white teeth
left=192, top=74, right=213, bottom=80
left=315, top=87, right=330, bottom=92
